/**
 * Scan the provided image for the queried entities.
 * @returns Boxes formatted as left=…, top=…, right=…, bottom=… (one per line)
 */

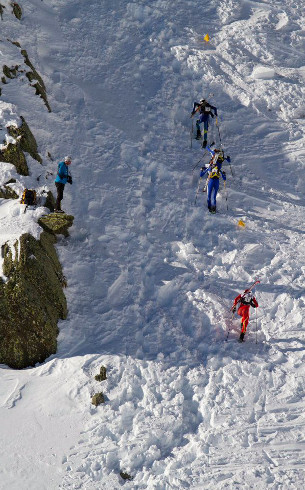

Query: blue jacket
left=55, top=161, right=69, bottom=184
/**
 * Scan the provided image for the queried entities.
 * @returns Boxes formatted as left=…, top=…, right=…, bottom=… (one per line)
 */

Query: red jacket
left=233, top=294, right=258, bottom=309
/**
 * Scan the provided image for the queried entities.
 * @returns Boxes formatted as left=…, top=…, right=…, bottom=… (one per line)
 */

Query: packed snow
left=1, top=0, right=305, bottom=488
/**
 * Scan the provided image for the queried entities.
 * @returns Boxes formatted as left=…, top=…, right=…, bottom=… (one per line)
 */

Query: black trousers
left=55, top=182, right=65, bottom=210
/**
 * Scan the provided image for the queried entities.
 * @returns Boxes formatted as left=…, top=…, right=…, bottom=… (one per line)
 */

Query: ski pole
left=255, top=307, right=258, bottom=344
left=224, top=181, right=228, bottom=211
left=192, top=150, right=208, bottom=172
left=225, top=310, right=235, bottom=341
left=192, top=156, right=204, bottom=173
left=215, top=117, right=223, bottom=147
left=194, top=177, right=202, bottom=205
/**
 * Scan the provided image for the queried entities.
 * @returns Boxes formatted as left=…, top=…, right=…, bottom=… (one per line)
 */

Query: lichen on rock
left=95, top=365, right=107, bottom=382
left=38, top=213, right=74, bottom=237
left=0, top=142, right=29, bottom=175
left=91, top=392, right=105, bottom=406
left=0, top=232, right=68, bottom=369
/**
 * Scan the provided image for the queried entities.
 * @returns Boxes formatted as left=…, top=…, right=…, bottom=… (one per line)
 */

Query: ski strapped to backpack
left=231, top=280, right=260, bottom=311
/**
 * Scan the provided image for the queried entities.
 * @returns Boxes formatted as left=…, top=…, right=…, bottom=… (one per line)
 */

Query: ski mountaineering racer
left=200, top=147, right=230, bottom=213
left=232, top=290, right=259, bottom=342
left=191, top=98, right=217, bottom=147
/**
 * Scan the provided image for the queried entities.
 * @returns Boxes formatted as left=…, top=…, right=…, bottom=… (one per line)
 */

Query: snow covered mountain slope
left=1, top=0, right=305, bottom=488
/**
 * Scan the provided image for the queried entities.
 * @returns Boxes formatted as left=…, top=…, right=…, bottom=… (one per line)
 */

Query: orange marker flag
left=204, top=34, right=210, bottom=42
left=238, top=220, right=246, bottom=228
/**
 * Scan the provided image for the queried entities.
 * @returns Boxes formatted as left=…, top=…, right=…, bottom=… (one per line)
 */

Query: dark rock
left=0, top=232, right=68, bottom=369
left=91, top=392, right=105, bottom=406
left=95, top=365, right=107, bottom=382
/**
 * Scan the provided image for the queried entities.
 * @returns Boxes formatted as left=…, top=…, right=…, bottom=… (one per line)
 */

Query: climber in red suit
left=232, top=290, right=258, bottom=342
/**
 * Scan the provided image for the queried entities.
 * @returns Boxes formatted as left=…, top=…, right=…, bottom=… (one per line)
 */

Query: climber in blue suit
left=200, top=148, right=230, bottom=213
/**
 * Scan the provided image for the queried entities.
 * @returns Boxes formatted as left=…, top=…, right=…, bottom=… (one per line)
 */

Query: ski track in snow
left=1, top=0, right=305, bottom=488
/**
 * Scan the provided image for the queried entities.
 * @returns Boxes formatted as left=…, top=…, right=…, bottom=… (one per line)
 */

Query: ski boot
left=195, top=129, right=202, bottom=140
left=202, top=140, right=207, bottom=148
left=239, top=332, right=245, bottom=342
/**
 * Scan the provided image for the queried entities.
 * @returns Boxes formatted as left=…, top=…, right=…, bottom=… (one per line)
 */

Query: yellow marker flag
left=204, top=34, right=210, bottom=42
left=238, top=220, right=246, bottom=227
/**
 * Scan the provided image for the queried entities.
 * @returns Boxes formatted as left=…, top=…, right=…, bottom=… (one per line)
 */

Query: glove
left=67, top=175, right=73, bottom=184
left=214, top=108, right=218, bottom=116
left=226, top=155, right=231, bottom=163
left=232, top=306, right=236, bottom=313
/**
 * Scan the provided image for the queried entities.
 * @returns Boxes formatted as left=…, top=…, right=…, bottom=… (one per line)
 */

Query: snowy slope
left=1, top=0, right=305, bottom=488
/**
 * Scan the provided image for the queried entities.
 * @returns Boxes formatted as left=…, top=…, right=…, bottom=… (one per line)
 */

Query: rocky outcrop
left=0, top=231, right=69, bottom=369
left=0, top=180, right=18, bottom=199
left=0, top=116, right=42, bottom=175
left=1, top=42, right=51, bottom=112
left=21, top=49, right=51, bottom=112
left=91, top=393, right=105, bottom=406
left=0, top=142, right=29, bottom=175
left=8, top=116, right=42, bottom=163
left=12, top=2, right=22, bottom=20
left=38, top=213, right=74, bottom=237
left=95, top=366, right=107, bottom=382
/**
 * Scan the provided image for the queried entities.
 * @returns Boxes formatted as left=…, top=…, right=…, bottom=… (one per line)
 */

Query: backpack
left=210, top=164, right=221, bottom=179
left=20, top=189, right=37, bottom=206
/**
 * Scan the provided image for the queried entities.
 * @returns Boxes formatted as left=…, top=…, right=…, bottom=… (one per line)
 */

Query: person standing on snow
left=191, top=98, right=217, bottom=147
left=200, top=148, right=229, bottom=213
left=54, top=155, right=72, bottom=213
left=231, top=290, right=259, bottom=342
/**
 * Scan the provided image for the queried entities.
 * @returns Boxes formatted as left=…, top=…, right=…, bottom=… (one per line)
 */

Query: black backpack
left=20, top=189, right=37, bottom=206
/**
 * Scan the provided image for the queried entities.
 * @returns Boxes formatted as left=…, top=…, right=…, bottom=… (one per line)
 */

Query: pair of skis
left=225, top=280, right=260, bottom=342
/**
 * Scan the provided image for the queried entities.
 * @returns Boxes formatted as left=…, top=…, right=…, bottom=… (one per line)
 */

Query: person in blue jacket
left=200, top=148, right=230, bottom=213
left=191, top=99, right=217, bottom=147
left=54, top=155, right=72, bottom=212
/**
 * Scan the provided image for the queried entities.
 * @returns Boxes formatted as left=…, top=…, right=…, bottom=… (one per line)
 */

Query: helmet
left=64, top=155, right=72, bottom=163
left=199, top=99, right=206, bottom=104
left=243, top=291, right=253, bottom=302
